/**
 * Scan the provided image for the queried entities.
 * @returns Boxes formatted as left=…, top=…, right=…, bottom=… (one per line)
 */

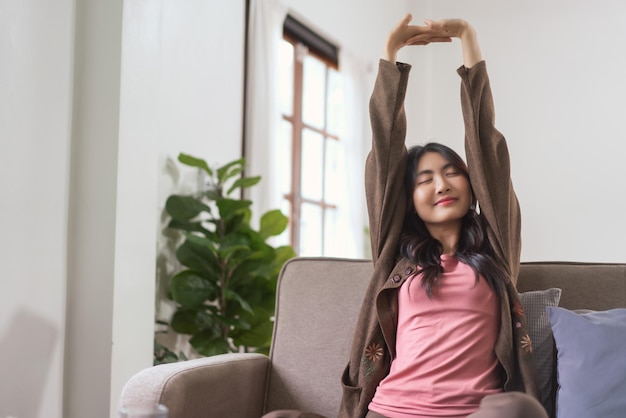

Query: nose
left=435, top=175, right=451, bottom=194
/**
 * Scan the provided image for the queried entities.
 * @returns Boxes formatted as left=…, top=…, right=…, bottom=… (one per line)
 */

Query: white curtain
left=327, top=49, right=370, bottom=259
left=244, top=0, right=287, bottom=231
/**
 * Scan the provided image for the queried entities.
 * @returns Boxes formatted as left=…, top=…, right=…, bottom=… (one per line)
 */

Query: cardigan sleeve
left=365, top=59, right=411, bottom=266
left=457, top=61, right=522, bottom=284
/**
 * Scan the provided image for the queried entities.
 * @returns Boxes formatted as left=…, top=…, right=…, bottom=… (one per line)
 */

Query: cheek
left=412, top=187, right=431, bottom=212
left=457, top=179, right=473, bottom=207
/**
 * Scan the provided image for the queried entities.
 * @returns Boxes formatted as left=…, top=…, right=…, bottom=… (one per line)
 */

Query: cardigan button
left=405, top=267, right=414, bottom=275
left=391, top=274, right=401, bottom=283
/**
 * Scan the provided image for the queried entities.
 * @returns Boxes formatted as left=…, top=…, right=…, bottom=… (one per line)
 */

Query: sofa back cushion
left=266, top=257, right=372, bottom=417
left=517, top=262, right=626, bottom=310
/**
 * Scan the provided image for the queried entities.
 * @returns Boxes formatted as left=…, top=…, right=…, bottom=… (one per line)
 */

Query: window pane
left=326, top=67, right=343, bottom=135
left=277, top=120, right=293, bottom=197
left=278, top=40, right=294, bottom=116
left=301, top=129, right=324, bottom=201
left=302, top=54, right=326, bottom=129
left=324, top=138, right=340, bottom=204
left=300, top=203, right=322, bottom=256
left=323, top=207, right=337, bottom=256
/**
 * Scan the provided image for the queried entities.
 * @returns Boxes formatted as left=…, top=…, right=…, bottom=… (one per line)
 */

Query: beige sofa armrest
left=120, top=353, right=269, bottom=418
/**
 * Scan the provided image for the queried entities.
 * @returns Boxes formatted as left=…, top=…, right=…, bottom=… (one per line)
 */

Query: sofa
left=120, top=257, right=626, bottom=418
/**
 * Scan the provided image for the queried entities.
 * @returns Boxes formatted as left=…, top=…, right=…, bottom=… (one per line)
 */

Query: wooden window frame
left=282, top=20, right=340, bottom=255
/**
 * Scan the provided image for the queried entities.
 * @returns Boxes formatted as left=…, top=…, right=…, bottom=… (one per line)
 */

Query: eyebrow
left=416, top=162, right=454, bottom=177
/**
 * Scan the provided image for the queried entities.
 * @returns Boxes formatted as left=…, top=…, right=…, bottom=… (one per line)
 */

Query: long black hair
left=398, top=142, right=510, bottom=298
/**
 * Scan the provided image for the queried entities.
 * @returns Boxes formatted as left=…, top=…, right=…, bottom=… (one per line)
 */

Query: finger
left=430, top=36, right=452, bottom=42
left=406, top=33, right=444, bottom=44
left=406, top=36, right=452, bottom=46
left=428, top=37, right=453, bottom=43
left=406, top=40, right=430, bottom=46
left=400, top=13, right=413, bottom=26
left=406, top=33, right=430, bottom=44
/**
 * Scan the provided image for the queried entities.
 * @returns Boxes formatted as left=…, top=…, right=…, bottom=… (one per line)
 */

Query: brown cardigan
left=338, top=59, right=539, bottom=418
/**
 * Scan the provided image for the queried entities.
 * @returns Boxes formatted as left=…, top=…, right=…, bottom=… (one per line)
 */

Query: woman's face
left=412, top=151, right=472, bottom=230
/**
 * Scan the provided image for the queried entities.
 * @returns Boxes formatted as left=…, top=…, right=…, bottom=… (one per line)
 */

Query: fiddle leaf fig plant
left=165, top=153, right=295, bottom=356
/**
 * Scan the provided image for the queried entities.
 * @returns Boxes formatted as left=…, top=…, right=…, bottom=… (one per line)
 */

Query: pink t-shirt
left=369, top=255, right=502, bottom=418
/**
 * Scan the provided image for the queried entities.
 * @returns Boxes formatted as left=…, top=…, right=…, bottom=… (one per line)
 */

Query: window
left=276, top=17, right=342, bottom=256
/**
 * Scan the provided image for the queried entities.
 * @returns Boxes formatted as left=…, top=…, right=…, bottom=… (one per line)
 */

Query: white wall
left=0, top=1, right=74, bottom=417
left=65, top=1, right=124, bottom=418
left=404, top=0, right=626, bottom=262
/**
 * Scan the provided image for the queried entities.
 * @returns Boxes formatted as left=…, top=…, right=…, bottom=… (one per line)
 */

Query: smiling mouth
left=435, top=197, right=457, bottom=206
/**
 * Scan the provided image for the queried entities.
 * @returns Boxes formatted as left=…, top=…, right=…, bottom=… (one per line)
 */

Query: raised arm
left=458, top=61, right=521, bottom=282
left=365, top=59, right=410, bottom=264
left=452, top=22, right=521, bottom=282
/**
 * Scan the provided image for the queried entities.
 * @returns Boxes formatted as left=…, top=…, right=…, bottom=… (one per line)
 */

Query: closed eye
left=445, top=169, right=461, bottom=177
left=417, top=178, right=433, bottom=185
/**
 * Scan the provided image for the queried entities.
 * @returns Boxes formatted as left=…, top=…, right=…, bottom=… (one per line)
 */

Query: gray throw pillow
left=519, top=288, right=562, bottom=416
left=547, top=307, right=626, bottom=418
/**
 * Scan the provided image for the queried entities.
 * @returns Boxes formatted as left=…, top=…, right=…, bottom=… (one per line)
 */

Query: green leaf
left=154, top=341, right=181, bottom=365
left=254, top=346, right=271, bottom=356
left=275, top=244, right=297, bottom=260
left=194, top=309, right=219, bottom=332
left=178, top=153, right=213, bottom=176
left=217, top=198, right=252, bottom=220
left=202, top=188, right=223, bottom=201
left=236, top=320, right=274, bottom=348
left=259, top=209, right=289, bottom=239
left=170, top=310, right=200, bottom=335
left=190, top=332, right=232, bottom=356
left=230, top=258, right=268, bottom=287
left=232, top=307, right=274, bottom=348
left=218, top=245, right=250, bottom=263
left=226, top=176, right=261, bottom=195
left=167, top=219, right=212, bottom=236
left=216, top=158, right=245, bottom=183
left=221, top=166, right=243, bottom=185
left=232, top=316, right=252, bottom=331
left=230, top=278, right=271, bottom=312
left=272, top=245, right=297, bottom=276
left=166, top=195, right=212, bottom=221
left=222, top=212, right=247, bottom=236
left=170, top=270, right=216, bottom=308
left=225, top=289, right=254, bottom=314
left=175, top=237, right=219, bottom=277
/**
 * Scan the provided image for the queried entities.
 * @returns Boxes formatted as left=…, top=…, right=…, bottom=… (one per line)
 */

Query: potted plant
left=160, top=153, right=295, bottom=358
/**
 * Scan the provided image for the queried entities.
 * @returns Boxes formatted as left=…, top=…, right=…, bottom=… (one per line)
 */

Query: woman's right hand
left=384, top=13, right=452, bottom=62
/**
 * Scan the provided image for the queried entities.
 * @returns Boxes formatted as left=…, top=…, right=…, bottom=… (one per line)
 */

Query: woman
left=339, top=16, right=548, bottom=418
left=262, top=15, right=548, bottom=418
